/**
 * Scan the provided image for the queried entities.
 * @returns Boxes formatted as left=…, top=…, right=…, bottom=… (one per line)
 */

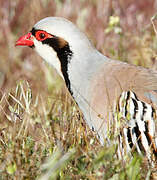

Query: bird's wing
left=88, top=60, right=157, bottom=163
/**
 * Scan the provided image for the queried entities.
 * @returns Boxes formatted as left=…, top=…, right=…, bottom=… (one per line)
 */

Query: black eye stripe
left=31, top=28, right=54, bottom=38
left=31, top=28, right=36, bottom=36
left=30, top=28, right=74, bottom=95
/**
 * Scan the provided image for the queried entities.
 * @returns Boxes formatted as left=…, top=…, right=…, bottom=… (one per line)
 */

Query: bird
left=16, top=17, right=157, bottom=164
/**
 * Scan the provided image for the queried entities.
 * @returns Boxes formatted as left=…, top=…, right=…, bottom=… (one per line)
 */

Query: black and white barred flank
left=115, top=91, right=157, bottom=163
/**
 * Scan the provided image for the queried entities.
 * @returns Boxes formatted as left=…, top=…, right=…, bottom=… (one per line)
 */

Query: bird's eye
left=39, top=33, right=45, bottom=39
left=35, top=30, right=52, bottom=41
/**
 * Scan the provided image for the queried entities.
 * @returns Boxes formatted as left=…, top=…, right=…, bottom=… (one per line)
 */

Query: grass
left=1, top=0, right=157, bottom=179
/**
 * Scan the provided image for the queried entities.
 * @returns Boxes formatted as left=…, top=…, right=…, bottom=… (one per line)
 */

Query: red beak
left=15, top=32, right=34, bottom=47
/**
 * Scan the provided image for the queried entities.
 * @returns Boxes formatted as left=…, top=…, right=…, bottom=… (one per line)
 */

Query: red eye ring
left=35, top=30, right=53, bottom=41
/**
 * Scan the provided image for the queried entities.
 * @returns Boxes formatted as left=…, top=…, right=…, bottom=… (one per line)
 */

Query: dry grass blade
left=38, top=147, right=76, bottom=180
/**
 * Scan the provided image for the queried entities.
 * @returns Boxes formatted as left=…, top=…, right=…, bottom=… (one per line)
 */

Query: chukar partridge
left=16, top=17, right=157, bottom=164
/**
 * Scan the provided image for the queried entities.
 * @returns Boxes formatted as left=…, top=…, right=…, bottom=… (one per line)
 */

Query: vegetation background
left=1, top=0, right=157, bottom=179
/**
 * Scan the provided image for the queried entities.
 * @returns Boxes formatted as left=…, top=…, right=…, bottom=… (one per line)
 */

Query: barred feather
left=116, top=91, right=157, bottom=165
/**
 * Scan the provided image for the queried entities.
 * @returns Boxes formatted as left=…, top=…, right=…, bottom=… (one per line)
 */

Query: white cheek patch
left=34, top=39, right=63, bottom=78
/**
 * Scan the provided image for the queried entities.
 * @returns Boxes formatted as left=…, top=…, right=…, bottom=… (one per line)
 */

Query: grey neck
left=66, top=49, right=108, bottom=118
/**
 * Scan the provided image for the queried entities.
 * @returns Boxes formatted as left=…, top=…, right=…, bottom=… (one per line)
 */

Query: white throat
left=34, top=38, right=64, bottom=78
